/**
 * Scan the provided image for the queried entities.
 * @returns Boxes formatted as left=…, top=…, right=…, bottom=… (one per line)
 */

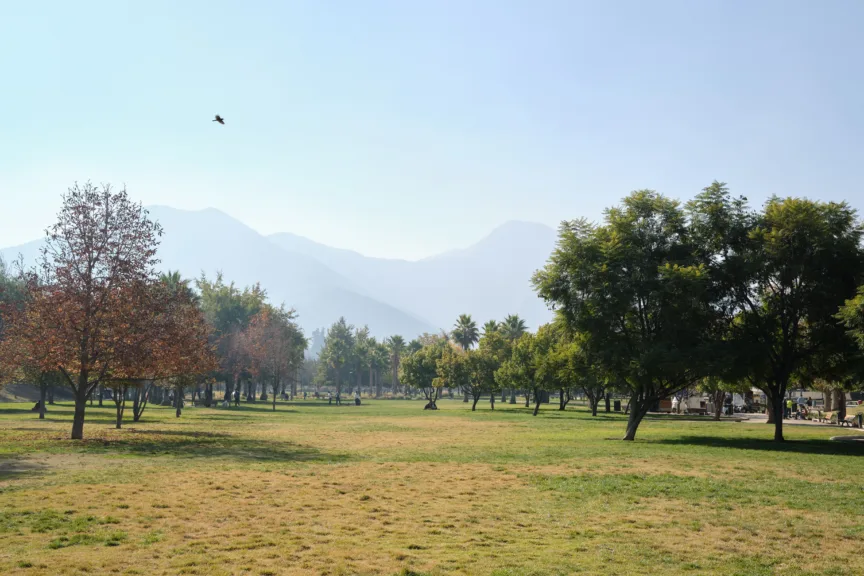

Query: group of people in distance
left=326, top=390, right=362, bottom=406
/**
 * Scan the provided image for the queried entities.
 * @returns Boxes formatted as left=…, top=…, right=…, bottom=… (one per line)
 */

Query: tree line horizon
left=3, top=180, right=864, bottom=442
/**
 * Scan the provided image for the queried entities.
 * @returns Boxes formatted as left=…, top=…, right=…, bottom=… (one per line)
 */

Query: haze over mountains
left=1, top=207, right=557, bottom=339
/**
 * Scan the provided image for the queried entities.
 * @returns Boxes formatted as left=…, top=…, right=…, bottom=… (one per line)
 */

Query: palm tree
left=482, top=320, right=499, bottom=336
left=387, top=335, right=406, bottom=396
left=160, top=270, right=199, bottom=304
left=500, top=314, right=527, bottom=341
left=451, top=314, right=478, bottom=402
left=501, top=314, right=527, bottom=403
left=451, top=314, right=479, bottom=351
left=370, top=341, right=390, bottom=397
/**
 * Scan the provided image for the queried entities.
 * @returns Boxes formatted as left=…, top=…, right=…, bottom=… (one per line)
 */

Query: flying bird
left=213, top=115, right=225, bottom=125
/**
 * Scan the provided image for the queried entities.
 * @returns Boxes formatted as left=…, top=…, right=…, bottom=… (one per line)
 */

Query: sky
left=2, top=0, right=863, bottom=260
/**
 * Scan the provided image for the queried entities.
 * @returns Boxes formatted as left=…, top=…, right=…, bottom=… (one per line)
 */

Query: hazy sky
left=2, top=0, right=862, bottom=259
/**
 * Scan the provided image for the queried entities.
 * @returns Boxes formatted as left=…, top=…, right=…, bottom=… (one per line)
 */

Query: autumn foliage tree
left=107, top=279, right=217, bottom=425
left=11, top=183, right=168, bottom=439
left=246, top=304, right=307, bottom=411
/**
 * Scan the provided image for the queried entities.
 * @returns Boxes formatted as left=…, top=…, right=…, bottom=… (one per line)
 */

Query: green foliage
left=451, top=314, right=480, bottom=351
left=692, top=187, right=864, bottom=439
left=436, top=346, right=471, bottom=396
left=401, top=341, right=446, bottom=405
left=500, top=314, right=527, bottom=340
left=534, top=190, right=721, bottom=438
left=317, top=317, right=355, bottom=393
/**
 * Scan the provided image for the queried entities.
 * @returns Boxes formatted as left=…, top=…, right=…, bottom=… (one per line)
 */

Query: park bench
left=815, top=411, right=833, bottom=423
left=842, top=414, right=861, bottom=428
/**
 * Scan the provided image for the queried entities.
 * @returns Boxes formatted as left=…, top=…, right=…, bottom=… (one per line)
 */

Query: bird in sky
left=213, top=115, right=225, bottom=125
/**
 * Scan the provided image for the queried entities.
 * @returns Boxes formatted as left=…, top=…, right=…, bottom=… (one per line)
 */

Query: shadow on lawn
left=0, top=457, right=48, bottom=481
left=9, top=426, right=349, bottom=464
left=654, top=435, right=864, bottom=456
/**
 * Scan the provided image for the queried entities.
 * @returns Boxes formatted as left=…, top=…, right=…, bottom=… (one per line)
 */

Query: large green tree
left=534, top=191, right=721, bottom=440
left=688, top=184, right=864, bottom=441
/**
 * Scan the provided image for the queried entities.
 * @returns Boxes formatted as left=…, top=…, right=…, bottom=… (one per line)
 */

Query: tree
left=690, top=185, right=864, bottom=441
left=19, top=183, right=164, bottom=440
left=477, top=329, right=509, bottom=409
left=370, top=340, right=390, bottom=398
left=496, top=332, right=550, bottom=416
left=352, top=327, right=372, bottom=395
left=401, top=341, right=446, bottom=409
left=500, top=314, right=527, bottom=341
left=108, top=278, right=217, bottom=425
left=452, top=314, right=479, bottom=351
left=437, top=346, right=473, bottom=407
left=0, top=257, right=26, bottom=374
left=387, top=335, right=406, bottom=395
left=482, top=320, right=499, bottom=337
left=197, top=273, right=266, bottom=405
left=548, top=333, right=605, bottom=415
left=534, top=191, right=721, bottom=440
left=0, top=260, right=55, bottom=418
left=247, top=305, right=306, bottom=411
left=498, top=314, right=528, bottom=403
left=319, top=318, right=355, bottom=398
left=451, top=314, right=479, bottom=402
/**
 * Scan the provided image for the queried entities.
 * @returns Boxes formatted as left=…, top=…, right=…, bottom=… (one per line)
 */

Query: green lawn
left=0, top=398, right=862, bottom=575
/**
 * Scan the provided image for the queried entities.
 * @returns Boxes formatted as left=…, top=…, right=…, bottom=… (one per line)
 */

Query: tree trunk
left=533, top=391, right=541, bottom=416
left=273, top=380, right=277, bottom=411
left=623, top=396, right=650, bottom=441
left=712, top=390, right=725, bottom=421
left=501, top=389, right=507, bottom=403
left=132, top=381, right=151, bottom=422
left=524, top=391, right=530, bottom=408
left=113, top=385, right=128, bottom=429
left=471, top=394, right=479, bottom=411
left=490, top=392, right=495, bottom=410
left=47, top=385, right=55, bottom=404
left=605, top=393, right=611, bottom=413
left=824, top=389, right=833, bottom=412
left=98, top=383, right=104, bottom=407
left=175, top=387, right=183, bottom=418
left=589, top=394, right=598, bottom=416
left=558, top=388, right=567, bottom=411
left=71, top=370, right=89, bottom=440
left=838, top=390, right=847, bottom=421
left=38, top=379, right=47, bottom=420
left=767, top=393, right=784, bottom=441
left=509, top=390, right=516, bottom=404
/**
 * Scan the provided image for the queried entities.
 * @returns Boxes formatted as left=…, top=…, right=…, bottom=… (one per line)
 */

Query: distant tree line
left=5, top=180, right=864, bottom=445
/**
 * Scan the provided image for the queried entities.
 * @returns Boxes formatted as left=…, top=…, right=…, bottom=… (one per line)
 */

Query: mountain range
left=0, top=207, right=558, bottom=340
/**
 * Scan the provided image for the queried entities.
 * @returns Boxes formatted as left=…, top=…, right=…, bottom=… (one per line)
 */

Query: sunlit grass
left=0, top=398, right=862, bottom=575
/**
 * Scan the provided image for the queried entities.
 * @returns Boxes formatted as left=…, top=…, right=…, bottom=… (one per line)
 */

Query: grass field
left=0, top=398, right=863, bottom=576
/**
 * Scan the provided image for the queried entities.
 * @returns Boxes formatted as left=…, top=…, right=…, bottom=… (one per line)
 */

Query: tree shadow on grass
left=653, top=435, right=864, bottom=456
left=8, top=426, right=350, bottom=464
left=203, top=404, right=300, bottom=414
left=0, top=457, right=48, bottom=481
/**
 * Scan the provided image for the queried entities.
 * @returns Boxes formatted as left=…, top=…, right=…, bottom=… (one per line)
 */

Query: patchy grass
left=0, top=398, right=862, bottom=575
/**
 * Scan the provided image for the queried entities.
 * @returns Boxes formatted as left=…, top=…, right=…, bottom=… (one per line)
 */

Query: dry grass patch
left=1, top=400, right=863, bottom=575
